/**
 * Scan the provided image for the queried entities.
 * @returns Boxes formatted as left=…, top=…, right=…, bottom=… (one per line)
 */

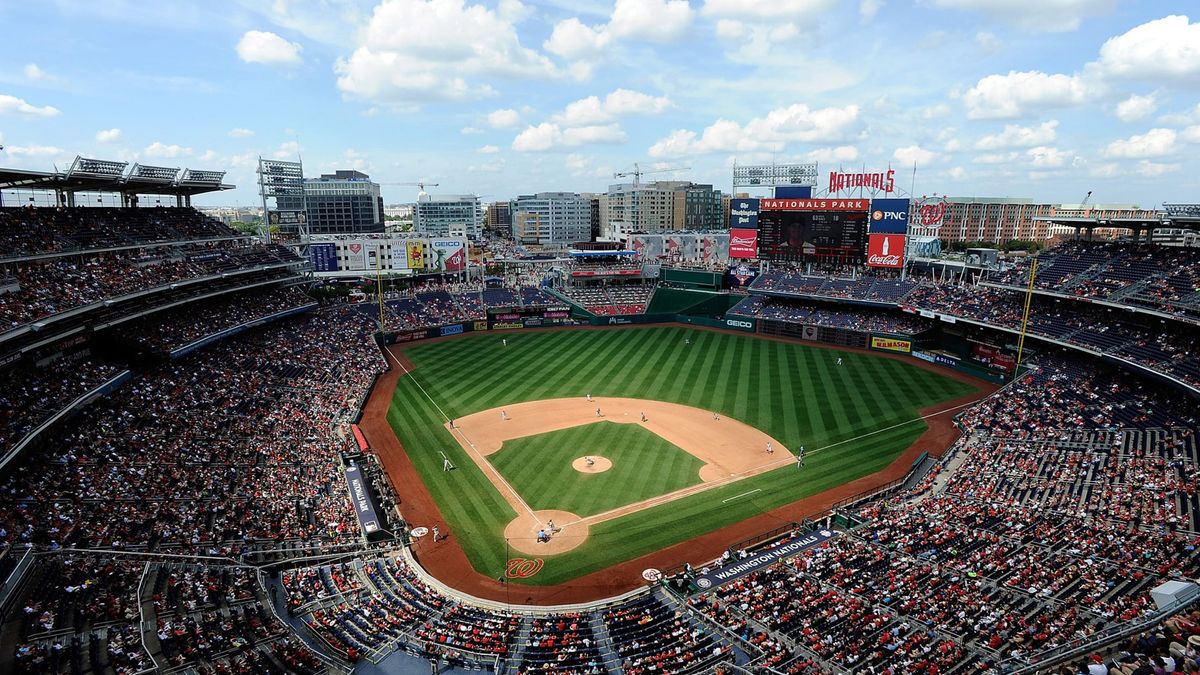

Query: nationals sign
left=916, top=196, right=948, bottom=230
left=729, top=228, right=758, bottom=259
left=829, top=169, right=895, bottom=194
left=867, top=233, right=905, bottom=268
left=759, top=198, right=869, bottom=212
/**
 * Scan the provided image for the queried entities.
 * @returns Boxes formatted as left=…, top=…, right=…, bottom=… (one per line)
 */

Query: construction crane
left=613, top=162, right=690, bottom=188
left=1080, top=190, right=1092, bottom=207
left=378, top=181, right=440, bottom=198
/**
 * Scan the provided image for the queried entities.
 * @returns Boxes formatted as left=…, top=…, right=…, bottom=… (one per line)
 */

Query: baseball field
left=384, top=325, right=981, bottom=586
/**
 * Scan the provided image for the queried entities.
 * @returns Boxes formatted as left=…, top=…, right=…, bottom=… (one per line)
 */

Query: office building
left=511, top=192, right=593, bottom=246
left=277, top=170, right=384, bottom=234
left=907, top=197, right=1158, bottom=245
left=485, top=201, right=512, bottom=237
left=599, top=181, right=722, bottom=239
left=414, top=194, right=483, bottom=239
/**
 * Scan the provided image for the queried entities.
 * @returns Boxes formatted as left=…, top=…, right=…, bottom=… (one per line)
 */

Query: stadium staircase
left=503, top=617, right=533, bottom=670
left=586, top=611, right=622, bottom=673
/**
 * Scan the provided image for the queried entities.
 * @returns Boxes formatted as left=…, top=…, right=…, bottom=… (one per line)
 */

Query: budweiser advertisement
left=729, top=228, right=758, bottom=259
left=867, top=234, right=905, bottom=268
left=759, top=198, right=869, bottom=212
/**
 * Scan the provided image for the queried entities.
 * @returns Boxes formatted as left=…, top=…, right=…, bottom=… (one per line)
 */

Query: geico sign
left=726, top=319, right=754, bottom=328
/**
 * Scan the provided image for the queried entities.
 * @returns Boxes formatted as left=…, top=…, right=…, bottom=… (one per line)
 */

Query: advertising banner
left=972, top=343, right=1015, bottom=373
left=729, top=229, right=758, bottom=259
left=693, top=529, right=838, bottom=590
left=828, top=169, right=895, bottom=194
left=724, top=316, right=756, bottom=332
left=365, top=241, right=383, bottom=270
left=760, top=198, right=869, bottom=212
left=727, top=263, right=758, bottom=288
left=774, top=186, right=812, bottom=199
left=309, top=242, right=337, bottom=272
left=870, top=336, right=912, bottom=353
left=867, top=234, right=905, bottom=268
left=344, top=465, right=381, bottom=536
left=439, top=323, right=465, bottom=337
left=730, top=198, right=759, bottom=229
left=406, top=241, right=425, bottom=269
left=870, top=199, right=910, bottom=234
left=432, top=240, right=466, bottom=272
left=916, top=196, right=948, bottom=230
left=344, top=241, right=366, bottom=271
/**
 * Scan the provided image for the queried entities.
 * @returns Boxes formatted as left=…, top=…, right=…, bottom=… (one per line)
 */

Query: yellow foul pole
left=376, top=264, right=386, bottom=332
left=1013, top=256, right=1038, bottom=381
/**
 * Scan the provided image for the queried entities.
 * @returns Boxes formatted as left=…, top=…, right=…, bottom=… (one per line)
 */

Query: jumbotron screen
left=758, top=210, right=868, bottom=264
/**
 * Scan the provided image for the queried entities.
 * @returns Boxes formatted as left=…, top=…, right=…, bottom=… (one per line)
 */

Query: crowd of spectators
left=0, top=242, right=303, bottom=334
left=0, top=206, right=238, bottom=259
left=113, top=285, right=316, bottom=353
left=989, top=241, right=1200, bottom=324
left=751, top=270, right=918, bottom=303
left=0, top=306, right=384, bottom=553
left=729, top=296, right=932, bottom=334
left=560, top=284, right=654, bottom=315
left=0, top=355, right=122, bottom=457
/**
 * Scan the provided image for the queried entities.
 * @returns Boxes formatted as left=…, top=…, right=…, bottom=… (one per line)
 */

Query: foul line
left=722, top=489, right=761, bottom=504
left=384, top=348, right=539, bottom=523
left=569, top=395, right=986, bottom=529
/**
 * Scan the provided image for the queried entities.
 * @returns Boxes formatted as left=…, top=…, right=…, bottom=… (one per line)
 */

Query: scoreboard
left=758, top=210, right=868, bottom=264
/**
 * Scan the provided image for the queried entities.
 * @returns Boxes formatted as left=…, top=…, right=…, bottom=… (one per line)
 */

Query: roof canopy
left=0, top=156, right=233, bottom=198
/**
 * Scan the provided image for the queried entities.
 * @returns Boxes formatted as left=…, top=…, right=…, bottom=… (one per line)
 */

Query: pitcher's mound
left=572, top=456, right=612, bottom=474
left=504, top=510, right=587, bottom=555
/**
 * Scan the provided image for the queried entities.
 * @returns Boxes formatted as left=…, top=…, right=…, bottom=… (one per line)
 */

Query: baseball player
left=766, top=441, right=773, bottom=454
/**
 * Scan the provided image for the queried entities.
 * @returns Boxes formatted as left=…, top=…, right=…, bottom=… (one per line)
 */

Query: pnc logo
left=872, top=210, right=908, bottom=221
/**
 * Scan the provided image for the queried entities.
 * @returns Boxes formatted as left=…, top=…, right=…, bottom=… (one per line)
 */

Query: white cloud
left=963, top=70, right=1097, bottom=119
left=975, top=120, right=1059, bottom=149
left=973, top=152, right=1018, bottom=164
left=144, top=141, right=193, bottom=158
left=235, top=30, right=303, bottom=65
left=553, top=89, right=671, bottom=126
left=487, top=108, right=523, bottom=128
left=545, top=0, right=693, bottom=61
left=921, top=104, right=951, bottom=120
left=702, top=0, right=833, bottom=21
left=478, top=144, right=500, bottom=154
left=648, top=103, right=862, bottom=157
left=1182, top=125, right=1200, bottom=143
left=947, top=166, right=967, bottom=179
left=95, top=128, right=122, bottom=143
left=1103, top=128, right=1177, bottom=158
left=803, top=146, right=859, bottom=163
left=198, top=150, right=219, bottom=163
left=565, top=153, right=615, bottom=178
left=1090, top=162, right=1120, bottom=178
left=228, top=127, right=255, bottom=138
left=23, top=63, right=62, bottom=82
left=272, top=140, right=301, bottom=159
left=512, top=123, right=626, bottom=151
left=1114, top=93, right=1157, bottom=122
left=975, top=31, right=1001, bottom=53
left=337, top=0, right=563, bottom=104
left=893, top=145, right=936, bottom=166
left=0, top=94, right=60, bottom=117
left=1093, top=15, right=1200, bottom=85
left=461, top=126, right=483, bottom=134
left=1027, top=145, right=1071, bottom=168
left=3, top=144, right=64, bottom=157
left=925, top=0, right=1115, bottom=32
left=859, top=0, right=884, bottom=20
left=1134, top=160, right=1179, bottom=177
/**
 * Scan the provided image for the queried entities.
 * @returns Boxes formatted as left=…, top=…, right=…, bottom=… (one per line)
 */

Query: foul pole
left=1013, top=256, right=1038, bottom=381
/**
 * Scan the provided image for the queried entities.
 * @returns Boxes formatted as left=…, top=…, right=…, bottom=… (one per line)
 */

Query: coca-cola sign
left=866, top=234, right=905, bottom=268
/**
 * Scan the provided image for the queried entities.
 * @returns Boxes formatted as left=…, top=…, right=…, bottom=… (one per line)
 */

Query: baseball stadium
left=0, top=155, right=1198, bottom=675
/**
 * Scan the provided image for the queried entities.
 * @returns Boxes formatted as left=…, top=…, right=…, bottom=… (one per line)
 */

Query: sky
left=0, top=0, right=1198, bottom=208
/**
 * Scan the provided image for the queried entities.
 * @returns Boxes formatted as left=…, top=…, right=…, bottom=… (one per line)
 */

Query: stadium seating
left=729, top=295, right=932, bottom=334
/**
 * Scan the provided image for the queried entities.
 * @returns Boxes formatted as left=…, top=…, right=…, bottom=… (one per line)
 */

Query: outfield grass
left=387, top=326, right=979, bottom=585
left=489, top=422, right=704, bottom=517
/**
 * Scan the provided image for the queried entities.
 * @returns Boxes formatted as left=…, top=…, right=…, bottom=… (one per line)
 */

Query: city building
left=599, top=181, right=723, bottom=239
left=277, top=170, right=384, bottom=234
left=485, top=201, right=511, bottom=237
left=307, top=234, right=470, bottom=277
left=907, top=197, right=1158, bottom=245
left=511, top=192, right=593, bottom=246
left=414, top=194, right=483, bottom=239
